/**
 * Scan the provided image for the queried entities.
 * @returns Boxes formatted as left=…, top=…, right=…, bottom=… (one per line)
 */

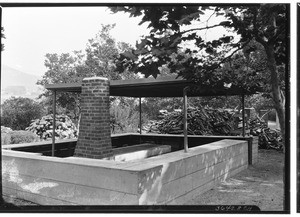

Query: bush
left=26, top=114, right=77, bottom=140
left=1, top=126, right=13, bottom=145
left=1, top=97, right=45, bottom=130
left=1, top=126, right=13, bottom=133
left=10, top=130, right=39, bottom=144
left=1, top=133, right=11, bottom=145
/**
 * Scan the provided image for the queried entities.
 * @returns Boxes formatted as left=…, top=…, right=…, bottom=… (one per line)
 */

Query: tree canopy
left=110, top=5, right=286, bottom=87
left=110, top=4, right=288, bottom=146
left=37, top=24, right=138, bottom=122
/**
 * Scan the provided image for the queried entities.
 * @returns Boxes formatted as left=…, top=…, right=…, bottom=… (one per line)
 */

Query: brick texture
left=74, top=77, right=113, bottom=159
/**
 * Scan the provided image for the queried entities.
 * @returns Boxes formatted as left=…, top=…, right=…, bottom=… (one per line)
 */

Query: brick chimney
left=74, top=77, right=113, bottom=159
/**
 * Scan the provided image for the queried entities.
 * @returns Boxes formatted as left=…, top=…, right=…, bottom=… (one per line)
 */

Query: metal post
left=242, top=94, right=245, bottom=137
left=139, top=97, right=142, bottom=135
left=52, top=90, right=56, bottom=157
left=183, top=87, right=189, bottom=152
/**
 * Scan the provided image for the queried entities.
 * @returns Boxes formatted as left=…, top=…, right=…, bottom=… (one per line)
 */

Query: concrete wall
left=2, top=139, right=77, bottom=157
left=2, top=150, right=139, bottom=205
left=252, top=136, right=259, bottom=164
left=4, top=134, right=256, bottom=161
left=2, top=139, right=248, bottom=205
left=131, top=139, right=248, bottom=205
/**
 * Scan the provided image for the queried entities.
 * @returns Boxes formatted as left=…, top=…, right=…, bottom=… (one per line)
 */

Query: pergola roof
left=45, top=75, right=257, bottom=97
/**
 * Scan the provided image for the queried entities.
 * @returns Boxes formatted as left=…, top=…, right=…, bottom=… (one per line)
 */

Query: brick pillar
left=74, top=77, right=113, bottom=159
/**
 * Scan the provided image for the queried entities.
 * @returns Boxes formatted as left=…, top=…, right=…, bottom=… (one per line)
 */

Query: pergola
left=45, top=75, right=257, bottom=156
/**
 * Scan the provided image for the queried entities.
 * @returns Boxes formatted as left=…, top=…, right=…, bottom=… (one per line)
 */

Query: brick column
left=74, top=77, right=113, bottom=159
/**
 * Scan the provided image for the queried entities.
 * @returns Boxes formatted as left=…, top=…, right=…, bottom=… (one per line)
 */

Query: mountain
left=1, top=65, right=44, bottom=102
left=1, top=65, right=40, bottom=89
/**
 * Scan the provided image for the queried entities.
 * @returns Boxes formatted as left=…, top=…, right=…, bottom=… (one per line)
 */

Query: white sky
left=1, top=6, right=232, bottom=78
left=1, top=6, right=149, bottom=77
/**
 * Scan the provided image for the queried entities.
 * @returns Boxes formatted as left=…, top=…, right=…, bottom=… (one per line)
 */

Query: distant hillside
left=1, top=65, right=40, bottom=89
left=1, top=65, right=44, bottom=102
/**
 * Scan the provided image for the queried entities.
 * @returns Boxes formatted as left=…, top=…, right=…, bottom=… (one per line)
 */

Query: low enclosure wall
left=3, top=139, right=250, bottom=205
left=2, top=133, right=258, bottom=164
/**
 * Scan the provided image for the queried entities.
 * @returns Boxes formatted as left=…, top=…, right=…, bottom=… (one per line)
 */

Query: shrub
left=1, top=97, right=45, bottom=130
left=10, top=130, right=39, bottom=144
left=1, top=126, right=13, bottom=145
left=26, top=114, right=77, bottom=140
left=1, top=126, right=13, bottom=133
left=1, top=133, right=11, bottom=145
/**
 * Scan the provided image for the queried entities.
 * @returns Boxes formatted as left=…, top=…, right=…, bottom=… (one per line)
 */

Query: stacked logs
left=143, top=107, right=236, bottom=135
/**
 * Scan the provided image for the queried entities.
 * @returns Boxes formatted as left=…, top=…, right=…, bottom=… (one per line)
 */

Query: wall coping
left=2, top=133, right=253, bottom=150
left=83, top=77, right=108, bottom=81
left=2, top=138, right=77, bottom=150
left=3, top=139, right=247, bottom=172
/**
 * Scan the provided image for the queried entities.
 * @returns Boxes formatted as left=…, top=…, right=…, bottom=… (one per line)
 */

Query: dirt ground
left=2, top=149, right=284, bottom=212
left=185, top=149, right=284, bottom=211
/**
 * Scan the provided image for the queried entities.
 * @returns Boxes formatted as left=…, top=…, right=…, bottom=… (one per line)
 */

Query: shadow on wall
left=136, top=143, right=247, bottom=205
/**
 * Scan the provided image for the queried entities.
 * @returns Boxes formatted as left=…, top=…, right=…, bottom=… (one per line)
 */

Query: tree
left=1, top=97, right=45, bottom=130
left=110, top=5, right=288, bottom=210
left=85, top=24, right=138, bottom=80
left=110, top=5, right=287, bottom=148
left=37, top=52, right=84, bottom=122
left=37, top=24, right=138, bottom=126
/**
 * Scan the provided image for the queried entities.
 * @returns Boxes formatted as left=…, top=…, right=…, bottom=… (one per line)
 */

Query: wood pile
left=143, top=107, right=237, bottom=135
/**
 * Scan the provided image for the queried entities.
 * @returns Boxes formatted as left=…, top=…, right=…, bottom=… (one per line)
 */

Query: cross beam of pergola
left=45, top=75, right=257, bottom=156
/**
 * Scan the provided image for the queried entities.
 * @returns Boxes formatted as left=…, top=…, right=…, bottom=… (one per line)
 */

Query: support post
left=52, top=90, right=56, bottom=157
left=242, top=94, right=245, bottom=137
left=139, top=97, right=142, bottom=135
left=183, top=87, right=189, bottom=152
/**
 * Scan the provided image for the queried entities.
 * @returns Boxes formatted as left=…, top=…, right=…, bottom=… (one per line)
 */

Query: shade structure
left=45, top=75, right=257, bottom=97
left=45, top=75, right=257, bottom=156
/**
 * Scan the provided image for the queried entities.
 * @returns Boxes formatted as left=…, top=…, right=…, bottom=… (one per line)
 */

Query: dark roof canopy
left=45, top=75, right=257, bottom=97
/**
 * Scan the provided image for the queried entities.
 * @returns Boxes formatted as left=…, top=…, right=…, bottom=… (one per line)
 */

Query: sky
left=1, top=6, right=149, bottom=77
left=1, top=5, right=230, bottom=79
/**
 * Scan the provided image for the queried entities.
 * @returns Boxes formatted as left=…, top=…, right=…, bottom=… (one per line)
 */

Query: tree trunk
left=264, top=44, right=286, bottom=148
left=264, top=43, right=286, bottom=210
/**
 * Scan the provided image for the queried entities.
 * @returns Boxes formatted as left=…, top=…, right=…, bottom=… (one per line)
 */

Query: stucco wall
left=2, top=139, right=248, bottom=205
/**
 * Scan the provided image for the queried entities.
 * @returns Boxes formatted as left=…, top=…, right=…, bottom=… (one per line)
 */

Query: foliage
left=37, top=52, right=83, bottom=121
left=37, top=24, right=138, bottom=124
left=10, top=130, right=39, bottom=144
left=110, top=5, right=286, bottom=79
left=110, top=4, right=287, bottom=147
left=1, top=127, right=39, bottom=145
left=1, top=126, right=12, bottom=134
left=85, top=24, right=121, bottom=80
left=1, top=133, right=11, bottom=145
left=1, top=126, right=12, bottom=145
left=1, top=97, right=45, bottom=130
left=110, top=98, right=148, bottom=133
left=26, top=114, right=77, bottom=140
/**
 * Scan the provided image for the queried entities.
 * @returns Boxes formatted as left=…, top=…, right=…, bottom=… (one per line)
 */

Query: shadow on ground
left=185, top=149, right=284, bottom=211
